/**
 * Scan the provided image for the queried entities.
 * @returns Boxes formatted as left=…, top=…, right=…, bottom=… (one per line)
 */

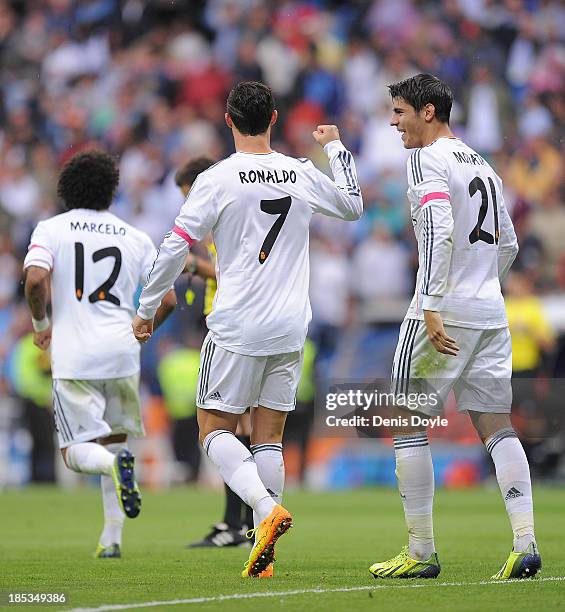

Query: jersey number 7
left=258, top=196, right=292, bottom=264
left=74, top=242, right=122, bottom=305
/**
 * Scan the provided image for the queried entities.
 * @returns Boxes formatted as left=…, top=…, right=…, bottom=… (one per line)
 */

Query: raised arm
left=310, top=125, right=363, bottom=221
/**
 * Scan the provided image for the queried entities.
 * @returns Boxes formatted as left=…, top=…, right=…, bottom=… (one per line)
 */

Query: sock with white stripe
left=65, top=442, right=114, bottom=476
left=250, top=443, right=284, bottom=528
left=99, top=443, right=126, bottom=547
left=485, top=428, right=535, bottom=552
left=393, top=432, right=435, bottom=561
left=203, top=430, right=275, bottom=522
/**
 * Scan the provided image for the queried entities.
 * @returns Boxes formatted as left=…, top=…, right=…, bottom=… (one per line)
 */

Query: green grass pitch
left=1, top=485, right=564, bottom=611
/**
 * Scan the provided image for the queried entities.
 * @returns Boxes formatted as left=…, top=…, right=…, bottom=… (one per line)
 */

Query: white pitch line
left=64, top=576, right=565, bottom=612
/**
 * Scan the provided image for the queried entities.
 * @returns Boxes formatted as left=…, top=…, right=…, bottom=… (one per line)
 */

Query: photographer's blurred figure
left=156, top=336, right=202, bottom=483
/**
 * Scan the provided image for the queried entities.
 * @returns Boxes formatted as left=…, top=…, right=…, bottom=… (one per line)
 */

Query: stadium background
left=0, top=0, right=564, bottom=493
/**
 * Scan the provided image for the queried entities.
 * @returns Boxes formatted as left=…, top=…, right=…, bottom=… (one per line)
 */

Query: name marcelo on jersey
left=70, top=221, right=126, bottom=235
left=239, top=168, right=297, bottom=184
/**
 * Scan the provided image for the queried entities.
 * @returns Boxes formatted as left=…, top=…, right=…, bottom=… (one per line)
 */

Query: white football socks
left=65, top=442, right=115, bottom=476
left=99, top=443, right=125, bottom=547
left=250, top=443, right=284, bottom=528
left=393, top=433, right=435, bottom=561
left=486, top=428, right=536, bottom=552
left=203, top=430, right=276, bottom=523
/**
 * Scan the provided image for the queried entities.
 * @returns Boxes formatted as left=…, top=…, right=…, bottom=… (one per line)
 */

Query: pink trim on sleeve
left=30, top=244, right=53, bottom=255
left=172, top=225, right=195, bottom=246
left=420, top=192, right=450, bottom=207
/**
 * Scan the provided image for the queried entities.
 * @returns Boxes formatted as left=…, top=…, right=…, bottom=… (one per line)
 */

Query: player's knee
left=251, top=411, right=286, bottom=444
left=99, top=433, right=127, bottom=446
left=469, top=411, right=512, bottom=442
left=252, top=431, right=283, bottom=445
left=197, top=408, right=239, bottom=446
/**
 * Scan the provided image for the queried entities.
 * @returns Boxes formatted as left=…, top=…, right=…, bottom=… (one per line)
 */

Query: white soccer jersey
left=24, top=209, right=157, bottom=379
left=138, top=140, right=363, bottom=355
left=406, top=137, right=518, bottom=329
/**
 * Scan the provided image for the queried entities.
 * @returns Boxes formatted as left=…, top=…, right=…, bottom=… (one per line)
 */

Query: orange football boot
left=241, top=505, right=292, bottom=577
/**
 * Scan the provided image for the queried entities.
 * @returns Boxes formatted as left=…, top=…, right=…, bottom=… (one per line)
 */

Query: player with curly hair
left=24, top=150, right=177, bottom=558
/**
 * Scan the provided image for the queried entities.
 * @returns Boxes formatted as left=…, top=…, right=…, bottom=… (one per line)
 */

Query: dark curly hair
left=57, top=150, right=120, bottom=211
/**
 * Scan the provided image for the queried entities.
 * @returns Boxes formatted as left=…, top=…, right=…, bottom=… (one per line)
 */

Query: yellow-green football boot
left=369, top=546, right=440, bottom=579
left=94, top=543, right=121, bottom=559
left=492, top=542, right=541, bottom=580
left=111, top=449, right=141, bottom=519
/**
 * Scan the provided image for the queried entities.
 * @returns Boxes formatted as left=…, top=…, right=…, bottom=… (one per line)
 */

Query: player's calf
left=64, top=442, right=115, bottom=475
left=472, top=413, right=540, bottom=578
left=472, top=412, right=537, bottom=551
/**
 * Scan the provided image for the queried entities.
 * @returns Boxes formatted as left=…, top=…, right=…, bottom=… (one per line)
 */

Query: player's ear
left=423, top=103, right=436, bottom=123
left=225, top=113, right=233, bottom=128
left=271, top=110, right=278, bottom=126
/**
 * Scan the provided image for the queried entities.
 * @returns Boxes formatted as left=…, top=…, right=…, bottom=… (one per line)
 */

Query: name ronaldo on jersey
left=238, top=168, right=297, bottom=184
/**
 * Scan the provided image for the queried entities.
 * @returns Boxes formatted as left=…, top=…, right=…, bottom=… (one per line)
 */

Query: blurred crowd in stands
left=0, top=0, right=564, bottom=483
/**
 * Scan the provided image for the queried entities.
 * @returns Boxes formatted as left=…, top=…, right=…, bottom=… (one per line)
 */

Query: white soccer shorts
left=391, top=318, right=512, bottom=415
left=52, top=375, right=144, bottom=449
left=196, top=333, right=304, bottom=415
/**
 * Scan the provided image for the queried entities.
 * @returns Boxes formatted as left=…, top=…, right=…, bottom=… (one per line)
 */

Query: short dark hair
left=226, top=81, right=275, bottom=136
left=57, top=150, right=119, bottom=211
left=175, top=157, right=215, bottom=188
left=388, top=74, right=453, bottom=124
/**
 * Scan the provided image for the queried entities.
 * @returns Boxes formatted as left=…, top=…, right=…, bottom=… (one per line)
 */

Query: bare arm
left=182, top=253, right=216, bottom=280
left=153, top=288, right=177, bottom=330
left=310, top=125, right=363, bottom=220
left=24, top=266, right=52, bottom=350
left=25, top=266, right=49, bottom=319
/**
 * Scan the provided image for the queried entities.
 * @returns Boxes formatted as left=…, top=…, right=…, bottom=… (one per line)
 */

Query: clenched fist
left=132, top=315, right=154, bottom=343
left=33, top=328, right=52, bottom=351
left=312, top=125, right=340, bottom=147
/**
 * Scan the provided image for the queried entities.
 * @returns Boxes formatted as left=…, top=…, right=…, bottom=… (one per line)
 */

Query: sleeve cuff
left=23, top=259, right=52, bottom=272
left=137, top=304, right=157, bottom=321
left=323, top=140, right=346, bottom=156
left=422, top=295, right=444, bottom=311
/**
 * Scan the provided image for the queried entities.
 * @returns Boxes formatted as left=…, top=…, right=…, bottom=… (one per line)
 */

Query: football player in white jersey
left=369, top=74, right=540, bottom=581
left=133, top=81, right=363, bottom=577
left=24, top=151, right=177, bottom=558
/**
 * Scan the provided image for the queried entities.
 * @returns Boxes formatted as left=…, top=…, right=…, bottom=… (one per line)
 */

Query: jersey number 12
left=74, top=242, right=122, bottom=305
